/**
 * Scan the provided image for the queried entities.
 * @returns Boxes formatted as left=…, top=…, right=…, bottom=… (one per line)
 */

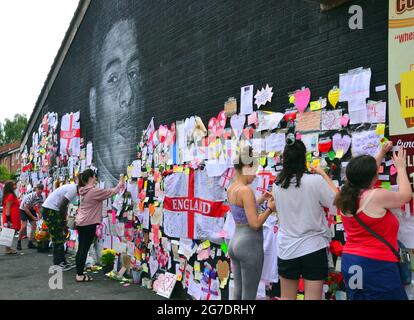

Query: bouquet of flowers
left=34, top=220, right=50, bottom=242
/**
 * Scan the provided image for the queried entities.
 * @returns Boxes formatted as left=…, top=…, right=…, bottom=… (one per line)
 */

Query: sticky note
left=221, top=241, right=228, bottom=255
left=310, top=101, right=322, bottom=111
left=328, top=151, right=336, bottom=161
left=260, top=157, right=266, bottom=166
left=390, top=165, right=397, bottom=176
left=185, top=167, right=190, bottom=175
left=312, top=159, right=320, bottom=168
left=381, top=182, right=391, bottom=190
left=335, top=150, right=344, bottom=159
left=268, top=152, right=275, bottom=158
left=376, top=124, right=385, bottom=136
left=306, top=153, right=312, bottom=162
left=289, top=95, right=295, bottom=104
left=375, top=85, right=386, bottom=92
left=201, top=240, right=211, bottom=249
left=377, top=165, right=384, bottom=174
left=336, top=214, right=342, bottom=223
left=194, top=262, right=201, bottom=272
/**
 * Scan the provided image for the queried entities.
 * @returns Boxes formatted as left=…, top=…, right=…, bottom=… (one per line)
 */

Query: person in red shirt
left=335, top=142, right=412, bottom=300
left=2, top=181, right=21, bottom=254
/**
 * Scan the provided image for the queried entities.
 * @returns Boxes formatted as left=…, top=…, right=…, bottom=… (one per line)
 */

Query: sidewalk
left=0, top=238, right=165, bottom=300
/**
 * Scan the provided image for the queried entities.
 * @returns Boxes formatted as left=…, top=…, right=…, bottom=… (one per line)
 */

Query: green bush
left=0, top=165, right=11, bottom=181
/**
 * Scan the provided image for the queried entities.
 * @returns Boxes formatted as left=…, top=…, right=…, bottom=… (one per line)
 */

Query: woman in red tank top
left=2, top=181, right=21, bottom=254
left=335, top=143, right=412, bottom=300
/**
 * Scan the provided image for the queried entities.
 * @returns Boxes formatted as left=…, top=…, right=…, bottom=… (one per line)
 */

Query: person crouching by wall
left=17, top=184, right=44, bottom=250
left=75, top=169, right=124, bottom=282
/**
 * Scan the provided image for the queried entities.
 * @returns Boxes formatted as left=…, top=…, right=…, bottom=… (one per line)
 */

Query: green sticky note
left=221, top=241, right=228, bottom=255
left=328, top=151, right=336, bottom=161
left=381, top=181, right=391, bottom=190
left=306, top=153, right=312, bottom=162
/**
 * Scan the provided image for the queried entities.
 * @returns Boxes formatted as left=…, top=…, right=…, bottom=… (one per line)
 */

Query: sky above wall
left=0, top=0, right=79, bottom=123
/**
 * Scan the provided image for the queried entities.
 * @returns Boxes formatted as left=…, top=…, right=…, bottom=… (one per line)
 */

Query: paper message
left=240, top=85, right=254, bottom=115
left=352, top=130, right=380, bottom=157
left=295, top=111, right=321, bottom=132
left=321, top=110, right=342, bottom=131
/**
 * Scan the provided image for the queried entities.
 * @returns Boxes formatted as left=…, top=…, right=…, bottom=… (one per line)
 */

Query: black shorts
left=20, top=209, right=37, bottom=222
left=278, top=247, right=329, bottom=281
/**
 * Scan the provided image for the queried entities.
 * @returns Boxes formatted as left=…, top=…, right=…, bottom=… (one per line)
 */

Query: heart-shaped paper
left=230, top=114, right=245, bottom=139
left=340, top=114, right=350, bottom=127
left=294, top=88, right=311, bottom=113
left=328, top=88, right=340, bottom=108
left=332, top=133, right=351, bottom=155
left=217, top=260, right=230, bottom=282
left=208, top=111, right=227, bottom=138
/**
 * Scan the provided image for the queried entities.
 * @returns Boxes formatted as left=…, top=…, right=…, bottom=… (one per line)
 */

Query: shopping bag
left=0, top=227, right=16, bottom=247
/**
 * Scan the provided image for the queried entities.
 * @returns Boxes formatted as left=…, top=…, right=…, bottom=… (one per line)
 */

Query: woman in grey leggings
left=227, top=146, right=275, bottom=300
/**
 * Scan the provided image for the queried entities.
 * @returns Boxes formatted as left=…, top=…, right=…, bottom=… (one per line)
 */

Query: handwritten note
left=156, top=272, right=177, bottom=299
left=265, top=133, right=286, bottom=153
left=321, top=110, right=342, bottom=131
left=351, top=130, right=380, bottom=157
left=295, top=111, right=321, bottom=132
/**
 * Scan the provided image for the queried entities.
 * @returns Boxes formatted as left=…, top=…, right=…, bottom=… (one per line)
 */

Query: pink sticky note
left=340, top=115, right=350, bottom=127
left=218, top=230, right=227, bottom=238
left=296, top=132, right=302, bottom=140
left=247, top=112, right=258, bottom=126
left=390, top=165, right=397, bottom=176
left=378, top=165, right=384, bottom=174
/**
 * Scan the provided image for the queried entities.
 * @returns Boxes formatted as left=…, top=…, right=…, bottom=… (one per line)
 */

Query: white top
left=273, top=174, right=335, bottom=260
left=43, top=184, right=78, bottom=211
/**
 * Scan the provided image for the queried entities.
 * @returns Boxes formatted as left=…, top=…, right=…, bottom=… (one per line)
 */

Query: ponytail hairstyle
left=276, top=134, right=307, bottom=189
left=334, top=155, right=377, bottom=216
left=78, top=169, right=96, bottom=188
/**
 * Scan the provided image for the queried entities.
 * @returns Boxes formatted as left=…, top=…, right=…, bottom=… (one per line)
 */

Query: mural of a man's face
left=90, top=19, right=141, bottom=183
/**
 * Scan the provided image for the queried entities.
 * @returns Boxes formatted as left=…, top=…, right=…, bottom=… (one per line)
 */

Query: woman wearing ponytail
left=273, top=134, right=338, bottom=300
left=335, top=142, right=412, bottom=300
left=75, top=169, right=125, bottom=282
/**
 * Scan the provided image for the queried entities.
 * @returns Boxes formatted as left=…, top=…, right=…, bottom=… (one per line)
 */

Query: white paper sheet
left=240, top=85, right=254, bottom=115
left=265, top=133, right=286, bottom=153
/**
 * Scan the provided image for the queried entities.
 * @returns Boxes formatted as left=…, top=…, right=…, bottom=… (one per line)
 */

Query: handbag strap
left=353, top=189, right=400, bottom=260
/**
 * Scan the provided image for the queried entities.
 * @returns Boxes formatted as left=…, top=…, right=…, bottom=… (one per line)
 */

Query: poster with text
left=389, top=0, right=414, bottom=136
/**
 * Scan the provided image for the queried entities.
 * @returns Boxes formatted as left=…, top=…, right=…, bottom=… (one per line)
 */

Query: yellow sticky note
left=268, top=152, right=275, bottom=158
left=142, top=253, right=146, bottom=260
left=177, top=274, right=183, bottom=282
left=194, top=262, right=201, bottom=272
left=335, top=149, right=344, bottom=159
left=177, top=166, right=184, bottom=173
left=376, top=124, right=385, bottom=136
left=310, top=101, right=322, bottom=111
left=185, top=167, right=190, bottom=175
left=201, top=240, right=211, bottom=249
left=312, top=159, right=320, bottom=168
left=260, top=157, right=266, bottom=166
left=289, top=95, right=295, bottom=104
left=297, top=294, right=305, bottom=300
left=144, top=180, right=148, bottom=190
left=336, top=214, right=342, bottom=223
left=401, top=71, right=414, bottom=118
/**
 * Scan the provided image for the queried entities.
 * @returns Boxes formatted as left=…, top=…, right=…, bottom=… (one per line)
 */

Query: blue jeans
left=341, top=253, right=408, bottom=300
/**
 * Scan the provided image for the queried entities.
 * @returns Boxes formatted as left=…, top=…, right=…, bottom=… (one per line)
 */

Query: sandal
left=76, top=274, right=93, bottom=282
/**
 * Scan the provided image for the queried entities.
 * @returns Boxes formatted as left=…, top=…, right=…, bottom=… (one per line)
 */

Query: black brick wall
left=30, top=0, right=388, bottom=174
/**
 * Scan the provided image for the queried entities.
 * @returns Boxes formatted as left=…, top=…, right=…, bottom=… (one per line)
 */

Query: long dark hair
left=335, top=155, right=377, bottom=215
left=3, top=180, right=16, bottom=199
left=78, top=169, right=96, bottom=188
left=276, top=138, right=307, bottom=189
